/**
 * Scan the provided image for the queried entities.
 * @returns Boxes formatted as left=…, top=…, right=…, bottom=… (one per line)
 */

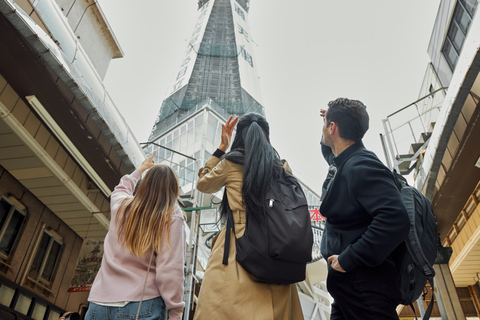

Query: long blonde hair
left=117, top=165, right=179, bottom=257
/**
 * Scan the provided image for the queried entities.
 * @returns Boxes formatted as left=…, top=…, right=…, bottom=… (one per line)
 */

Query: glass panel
left=195, top=115, right=204, bottom=143
left=179, top=160, right=186, bottom=187
left=32, top=302, right=47, bottom=320
left=180, top=129, right=187, bottom=150
left=206, top=115, right=218, bottom=143
left=42, top=240, right=62, bottom=281
left=454, top=4, right=471, bottom=33
left=165, top=139, right=172, bottom=159
left=157, top=147, right=165, bottom=161
left=442, top=40, right=458, bottom=69
left=204, top=150, right=212, bottom=161
left=48, top=311, right=61, bottom=320
left=14, top=294, right=31, bottom=315
left=448, top=23, right=465, bottom=51
left=194, top=151, right=201, bottom=163
left=30, top=233, right=50, bottom=278
left=187, top=127, right=194, bottom=146
left=0, top=199, right=12, bottom=229
left=460, top=0, right=478, bottom=16
left=172, top=130, right=179, bottom=150
left=0, top=284, right=15, bottom=306
left=186, top=161, right=195, bottom=185
left=0, top=210, right=25, bottom=255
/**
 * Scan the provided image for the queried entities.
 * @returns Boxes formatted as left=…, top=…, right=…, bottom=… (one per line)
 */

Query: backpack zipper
left=269, top=199, right=274, bottom=207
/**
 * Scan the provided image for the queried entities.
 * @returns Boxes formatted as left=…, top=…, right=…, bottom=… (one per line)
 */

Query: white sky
left=98, top=0, right=440, bottom=193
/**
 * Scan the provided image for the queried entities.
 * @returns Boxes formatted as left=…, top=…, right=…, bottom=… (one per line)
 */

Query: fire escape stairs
left=395, top=123, right=435, bottom=175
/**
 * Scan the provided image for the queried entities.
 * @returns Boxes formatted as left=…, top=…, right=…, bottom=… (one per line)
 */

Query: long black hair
left=220, top=113, right=284, bottom=216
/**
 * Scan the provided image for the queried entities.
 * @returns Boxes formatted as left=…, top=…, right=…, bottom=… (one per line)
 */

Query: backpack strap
left=423, top=277, right=435, bottom=320
left=408, top=304, right=417, bottom=320
left=222, top=204, right=236, bottom=265
left=409, top=277, right=435, bottom=320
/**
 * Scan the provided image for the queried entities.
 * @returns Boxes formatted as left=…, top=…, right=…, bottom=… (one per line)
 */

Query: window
left=29, top=230, right=63, bottom=284
left=442, top=0, right=478, bottom=70
left=0, top=196, right=26, bottom=257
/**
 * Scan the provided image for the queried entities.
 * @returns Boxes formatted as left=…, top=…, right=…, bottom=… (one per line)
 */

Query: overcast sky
left=98, top=0, right=440, bottom=193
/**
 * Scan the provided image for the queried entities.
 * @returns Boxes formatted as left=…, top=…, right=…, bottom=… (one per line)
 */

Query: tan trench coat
left=193, top=155, right=304, bottom=320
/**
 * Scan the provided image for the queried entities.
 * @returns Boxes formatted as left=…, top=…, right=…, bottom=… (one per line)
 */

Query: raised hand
left=320, top=109, right=326, bottom=118
left=219, top=116, right=239, bottom=152
left=139, top=151, right=156, bottom=173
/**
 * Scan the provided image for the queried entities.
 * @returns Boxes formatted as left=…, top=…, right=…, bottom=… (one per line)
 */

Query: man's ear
left=329, top=121, right=336, bottom=135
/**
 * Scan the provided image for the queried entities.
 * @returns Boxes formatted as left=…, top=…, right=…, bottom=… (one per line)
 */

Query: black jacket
left=320, top=141, right=409, bottom=272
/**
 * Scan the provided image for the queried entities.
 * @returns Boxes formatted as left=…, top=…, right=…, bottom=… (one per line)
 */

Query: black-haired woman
left=194, top=114, right=303, bottom=320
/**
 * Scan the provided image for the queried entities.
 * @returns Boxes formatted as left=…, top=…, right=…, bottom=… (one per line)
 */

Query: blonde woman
left=86, top=152, right=185, bottom=320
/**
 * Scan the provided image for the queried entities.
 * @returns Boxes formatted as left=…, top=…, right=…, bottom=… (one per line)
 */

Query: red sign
left=67, top=286, right=91, bottom=293
left=309, top=208, right=325, bottom=223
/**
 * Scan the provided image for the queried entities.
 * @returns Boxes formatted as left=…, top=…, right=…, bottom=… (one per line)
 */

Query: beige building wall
left=0, top=165, right=89, bottom=314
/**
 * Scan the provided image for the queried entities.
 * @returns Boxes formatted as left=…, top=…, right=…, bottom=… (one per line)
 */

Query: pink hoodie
left=88, top=169, right=185, bottom=320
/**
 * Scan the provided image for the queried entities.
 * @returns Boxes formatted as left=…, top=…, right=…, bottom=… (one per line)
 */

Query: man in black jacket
left=320, top=98, right=410, bottom=320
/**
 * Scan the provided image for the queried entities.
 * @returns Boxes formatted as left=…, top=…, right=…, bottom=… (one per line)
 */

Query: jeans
left=85, top=297, right=167, bottom=320
left=327, top=261, right=402, bottom=320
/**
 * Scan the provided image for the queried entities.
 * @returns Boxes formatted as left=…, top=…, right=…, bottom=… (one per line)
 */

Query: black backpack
left=393, top=170, right=438, bottom=319
left=222, top=169, right=314, bottom=284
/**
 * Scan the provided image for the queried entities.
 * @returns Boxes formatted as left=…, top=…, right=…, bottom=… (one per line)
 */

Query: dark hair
left=326, top=98, right=369, bottom=142
left=221, top=113, right=283, bottom=216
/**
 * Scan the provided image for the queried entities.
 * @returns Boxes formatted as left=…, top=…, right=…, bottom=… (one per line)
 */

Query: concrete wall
left=53, top=0, right=122, bottom=79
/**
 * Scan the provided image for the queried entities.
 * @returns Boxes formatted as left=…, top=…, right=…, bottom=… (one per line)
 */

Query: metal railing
left=381, top=87, right=447, bottom=174
left=310, top=225, right=324, bottom=263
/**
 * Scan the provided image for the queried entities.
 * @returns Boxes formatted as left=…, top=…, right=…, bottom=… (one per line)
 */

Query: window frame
left=0, top=195, right=27, bottom=259
left=442, top=0, right=478, bottom=70
left=28, top=228, right=63, bottom=285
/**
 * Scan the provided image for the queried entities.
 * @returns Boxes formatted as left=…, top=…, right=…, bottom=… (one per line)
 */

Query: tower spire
left=149, top=0, right=263, bottom=141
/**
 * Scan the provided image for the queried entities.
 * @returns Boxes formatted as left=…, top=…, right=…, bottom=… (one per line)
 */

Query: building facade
left=383, top=0, right=480, bottom=317
left=0, top=0, right=143, bottom=318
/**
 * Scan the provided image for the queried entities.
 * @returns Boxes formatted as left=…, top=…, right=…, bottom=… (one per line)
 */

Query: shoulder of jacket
left=172, top=207, right=185, bottom=220
left=221, top=158, right=243, bottom=169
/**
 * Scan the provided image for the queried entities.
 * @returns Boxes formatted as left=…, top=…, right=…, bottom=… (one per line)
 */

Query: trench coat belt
left=231, top=210, right=246, bottom=224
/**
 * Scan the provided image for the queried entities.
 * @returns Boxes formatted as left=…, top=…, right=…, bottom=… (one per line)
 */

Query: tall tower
left=145, top=0, right=264, bottom=202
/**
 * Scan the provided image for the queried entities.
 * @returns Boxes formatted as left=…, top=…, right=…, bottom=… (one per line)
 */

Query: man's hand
left=327, top=255, right=346, bottom=273
left=320, top=109, right=326, bottom=118
left=139, top=151, right=156, bottom=173
left=219, top=115, right=239, bottom=152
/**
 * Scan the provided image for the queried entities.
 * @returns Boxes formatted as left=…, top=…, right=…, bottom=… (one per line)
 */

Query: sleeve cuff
left=212, top=148, right=226, bottom=158
left=131, top=169, right=143, bottom=180
left=338, top=247, right=359, bottom=272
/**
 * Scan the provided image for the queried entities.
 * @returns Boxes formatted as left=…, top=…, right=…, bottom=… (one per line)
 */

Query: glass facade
left=146, top=104, right=322, bottom=215
left=145, top=107, right=223, bottom=194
